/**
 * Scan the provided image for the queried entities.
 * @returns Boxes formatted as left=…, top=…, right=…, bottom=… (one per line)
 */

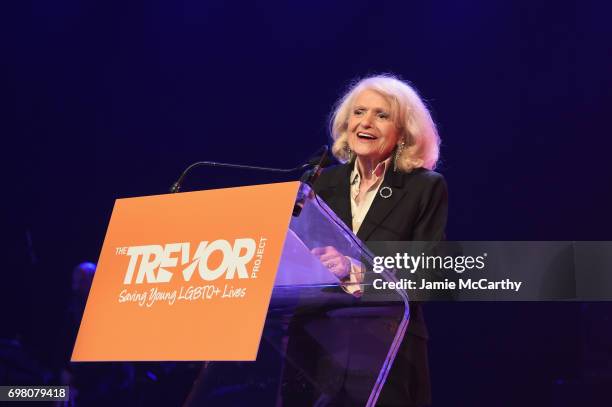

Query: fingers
left=321, top=257, right=340, bottom=269
left=331, top=268, right=345, bottom=279
left=311, top=246, right=350, bottom=279
left=331, top=262, right=350, bottom=279
left=310, top=247, right=326, bottom=256
left=317, top=252, right=342, bottom=263
left=327, top=259, right=350, bottom=279
left=310, top=246, right=337, bottom=256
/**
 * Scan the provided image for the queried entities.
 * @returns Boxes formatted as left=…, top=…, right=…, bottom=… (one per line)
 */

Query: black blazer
left=312, top=163, right=449, bottom=339
left=313, top=163, right=448, bottom=243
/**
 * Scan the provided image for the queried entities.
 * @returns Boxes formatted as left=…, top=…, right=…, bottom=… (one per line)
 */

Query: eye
left=376, top=112, right=390, bottom=120
left=353, top=108, right=365, bottom=116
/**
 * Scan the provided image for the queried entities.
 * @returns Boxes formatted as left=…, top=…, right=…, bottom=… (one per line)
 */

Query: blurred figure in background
left=60, top=262, right=136, bottom=406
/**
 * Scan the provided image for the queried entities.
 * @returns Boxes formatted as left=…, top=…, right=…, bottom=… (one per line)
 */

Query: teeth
left=358, top=132, right=376, bottom=139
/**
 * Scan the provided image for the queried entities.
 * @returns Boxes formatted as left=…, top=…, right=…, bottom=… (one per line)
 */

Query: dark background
left=2, top=1, right=611, bottom=405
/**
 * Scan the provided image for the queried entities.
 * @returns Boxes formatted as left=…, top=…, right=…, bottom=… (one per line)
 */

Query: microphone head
left=305, top=145, right=336, bottom=168
left=300, top=145, right=336, bottom=187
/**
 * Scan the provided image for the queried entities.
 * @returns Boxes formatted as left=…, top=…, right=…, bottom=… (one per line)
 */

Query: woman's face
left=347, top=89, right=400, bottom=163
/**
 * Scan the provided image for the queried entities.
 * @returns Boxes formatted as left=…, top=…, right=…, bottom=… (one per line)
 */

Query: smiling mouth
left=357, top=132, right=377, bottom=140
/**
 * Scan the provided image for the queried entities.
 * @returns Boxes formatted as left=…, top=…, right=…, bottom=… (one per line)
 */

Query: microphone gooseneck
left=169, top=145, right=330, bottom=193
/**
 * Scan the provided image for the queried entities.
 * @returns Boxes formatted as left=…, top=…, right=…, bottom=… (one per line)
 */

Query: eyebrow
left=353, top=105, right=390, bottom=113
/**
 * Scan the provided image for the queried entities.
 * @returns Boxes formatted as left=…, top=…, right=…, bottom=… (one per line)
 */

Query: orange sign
left=72, top=181, right=300, bottom=361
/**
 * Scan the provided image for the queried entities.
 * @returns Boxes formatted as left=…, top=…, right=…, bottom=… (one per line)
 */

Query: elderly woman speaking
left=312, top=74, right=448, bottom=407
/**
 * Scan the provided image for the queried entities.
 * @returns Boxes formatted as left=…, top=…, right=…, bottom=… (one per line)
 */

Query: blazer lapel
left=356, top=169, right=406, bottom=241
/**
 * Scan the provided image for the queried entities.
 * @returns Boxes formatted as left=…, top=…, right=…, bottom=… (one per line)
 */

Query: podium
left=72, top=181, right=409, bottom=406
left=183, top=182, right=410, bottom=406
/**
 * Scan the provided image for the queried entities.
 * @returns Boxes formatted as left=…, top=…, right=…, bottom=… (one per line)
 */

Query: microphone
left=300, top=145, right=331, bottom=187
left=293, top=145, right=332, bottom=217
left=169, top=145, right=332, bottom=193
left=304, top=144, right=335, bottom=170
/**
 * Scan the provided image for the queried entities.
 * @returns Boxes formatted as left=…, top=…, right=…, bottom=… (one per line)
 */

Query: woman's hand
left=311, top=246, right=351, bottom=280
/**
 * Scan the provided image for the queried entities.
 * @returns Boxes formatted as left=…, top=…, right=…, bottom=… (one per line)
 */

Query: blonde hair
left=330, top=74, right=440, bottom=171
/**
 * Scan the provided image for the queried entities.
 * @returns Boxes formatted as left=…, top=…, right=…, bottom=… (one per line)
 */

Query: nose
left=360, top=112, right=374, bottom=128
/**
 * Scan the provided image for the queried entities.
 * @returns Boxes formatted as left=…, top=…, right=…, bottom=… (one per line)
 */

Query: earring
left=394, top=141, right=405, bottom=172
left=346, top=145, right=354, bottom=162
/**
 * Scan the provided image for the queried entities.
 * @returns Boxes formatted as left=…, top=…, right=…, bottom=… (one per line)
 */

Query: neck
left=356, top=156, right=388, bottom=181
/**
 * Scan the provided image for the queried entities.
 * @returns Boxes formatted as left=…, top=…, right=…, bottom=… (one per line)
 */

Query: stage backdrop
left=2, top=1, right=611, bottom=405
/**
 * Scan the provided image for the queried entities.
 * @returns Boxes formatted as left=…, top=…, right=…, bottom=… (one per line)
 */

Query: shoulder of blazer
left=387, top=168, right=447, bottom=212
left=390, top=167, right=445, bottom=188
left=313, top=164, right=446, bottom=193
left=310, top=164, right=353, bottom=228
left=312, top=163, right=352, bottom=194
left=391, top=168, right=448, bottom=216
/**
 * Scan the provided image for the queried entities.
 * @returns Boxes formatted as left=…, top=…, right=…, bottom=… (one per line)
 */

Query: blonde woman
left=312, top=74, right=448, bottom=406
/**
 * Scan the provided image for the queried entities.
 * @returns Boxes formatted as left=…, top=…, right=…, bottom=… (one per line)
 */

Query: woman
left=311, top=74, right=448, bottom=406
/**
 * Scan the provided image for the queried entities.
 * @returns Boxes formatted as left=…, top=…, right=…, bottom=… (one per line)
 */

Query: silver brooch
left=379, top=186, right=393, bottom=199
